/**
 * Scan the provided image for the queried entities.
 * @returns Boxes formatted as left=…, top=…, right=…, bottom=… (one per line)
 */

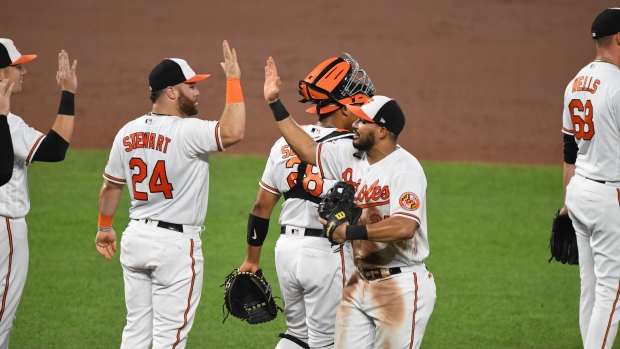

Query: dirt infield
left=1, top=1, right=604, bottom=165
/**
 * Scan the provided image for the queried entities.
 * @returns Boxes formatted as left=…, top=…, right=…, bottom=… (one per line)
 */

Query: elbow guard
left=563, top=133, right=578, bottom=164
left=32, top=129, right=69, bottom=163
left=247, top=213, right=269, bottom=246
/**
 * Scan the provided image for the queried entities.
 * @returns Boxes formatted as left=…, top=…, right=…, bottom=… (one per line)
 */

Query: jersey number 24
left=130, top=157, right=173, bottom=200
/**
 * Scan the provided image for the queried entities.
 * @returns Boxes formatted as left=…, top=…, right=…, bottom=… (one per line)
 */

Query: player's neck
left=151, top=105, right=181, bottom=117
left=366, top=143, right=397, bottom=165
left=595, top=50, right=620, bottom=69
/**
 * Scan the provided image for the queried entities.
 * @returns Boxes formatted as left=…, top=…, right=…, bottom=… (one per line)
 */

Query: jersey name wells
left=123, top=132, right=172, bottom=153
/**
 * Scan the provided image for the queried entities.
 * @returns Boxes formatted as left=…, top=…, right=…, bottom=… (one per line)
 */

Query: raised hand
left=264, top=57, right=281, bottom=103
left=0, top=79, right=14, bottom=115
left=220, top=40, right=240, bottom=79
left=56, top=50, right=77, bottom=93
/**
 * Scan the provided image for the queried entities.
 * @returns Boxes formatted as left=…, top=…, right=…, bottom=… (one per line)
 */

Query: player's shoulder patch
left=399, top=192, right=420, bottom=211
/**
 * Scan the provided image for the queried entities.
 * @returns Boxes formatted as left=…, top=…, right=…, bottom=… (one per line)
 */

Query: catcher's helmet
left=299, top=53, right=375, bottom=115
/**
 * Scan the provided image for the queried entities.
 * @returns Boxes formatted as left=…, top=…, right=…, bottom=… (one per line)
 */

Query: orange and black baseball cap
left=149, top=58, right=211, bottom=92
left=0, top=38, right=37, bottom=69
left=592, top=8, right=620, bottom=39
left=347, top=96, right=406, bottom=136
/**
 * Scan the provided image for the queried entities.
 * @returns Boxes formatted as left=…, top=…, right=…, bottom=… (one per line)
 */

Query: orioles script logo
left=341, top=168, right=390, bottom=206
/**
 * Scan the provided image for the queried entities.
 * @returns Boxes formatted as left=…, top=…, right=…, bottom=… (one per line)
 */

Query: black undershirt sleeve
left=32, top=129, right=69, bottom=163
left=563, top=133, right=578, bottom=165
left=0, top=115, right=13, bottom=186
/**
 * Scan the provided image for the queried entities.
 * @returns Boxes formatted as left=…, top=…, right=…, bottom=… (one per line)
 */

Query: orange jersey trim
left=409, top=272, right=419, bottom=349
left=26, top=135, right=45, bottom=165
left=393, top=212, right=421, bottom=222
left=103, top=172, right=126, bottom=183
left=215, top=122, right=223, bottom=152
left=339, top=245, right=346, bottom=287
left=602, top=281, right=620, bottom=348
left=259, top=180, right=280, bottom=194
left=356, top=201, right=390, bottom=209
left=317, top=143, right=325, bottom=179
left=173, top=239, right=196, bottom=349
left=0, top=218, right=13, bottom=322
left=562, top=127, right=574, bottom=134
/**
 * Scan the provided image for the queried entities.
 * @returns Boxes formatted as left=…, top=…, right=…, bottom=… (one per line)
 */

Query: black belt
left=586, top=177, right=605, bottom=184
left=360, top=267, right=402, bottom=281
left=280, top=226, right=326, bottom=238
left=133, top=219, right=183, bottom=233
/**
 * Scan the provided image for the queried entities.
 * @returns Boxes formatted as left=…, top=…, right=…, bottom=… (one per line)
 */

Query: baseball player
left=95, top=40, right=245, bottom=349
left=238, top=53, right=375, bottom=349
left=562, top=8, right=620, bottom=349
left=0, top=79, right=14, bottom=187
left=264, top=57, right=436, bottom=349
left=0, top=38, right=77, bottom=348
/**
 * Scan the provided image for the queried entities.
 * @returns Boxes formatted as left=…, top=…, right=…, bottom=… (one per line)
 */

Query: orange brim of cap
left=11, top=54, right=37, bottom=65
left=185, top=74, right=211, bottom=83
left=305, top=104, right=340, bottom=115
left=347, top=104, right=374, bottom=123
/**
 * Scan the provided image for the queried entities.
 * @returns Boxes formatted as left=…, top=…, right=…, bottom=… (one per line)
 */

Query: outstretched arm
left=218, top=40, right=245, bottom=149
left=239, top=187, right=281, bottom=274
left=32, top=50, right=77, bottom=163
left=264, top=57, right=318, bottom=166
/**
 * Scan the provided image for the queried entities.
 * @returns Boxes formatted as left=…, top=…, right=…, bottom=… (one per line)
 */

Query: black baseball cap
left=0, top=38, right=36, bottom=69
left=347, top=95, right=406, bottom=136
left=149, top=58, right=210, bottom=92
left=592, top=8, right=620, bottom=39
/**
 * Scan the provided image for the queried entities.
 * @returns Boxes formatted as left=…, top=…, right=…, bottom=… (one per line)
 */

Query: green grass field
left=9, top=150, right=582, bottom=348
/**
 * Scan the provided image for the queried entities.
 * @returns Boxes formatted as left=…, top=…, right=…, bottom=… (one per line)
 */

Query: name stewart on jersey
left=123, top=132, right=172, bottom=153
left=572, top=75, right=600, bottom=94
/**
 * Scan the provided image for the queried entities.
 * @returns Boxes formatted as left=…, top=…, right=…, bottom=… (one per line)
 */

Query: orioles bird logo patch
left=399, top=192, right=420, bottom=211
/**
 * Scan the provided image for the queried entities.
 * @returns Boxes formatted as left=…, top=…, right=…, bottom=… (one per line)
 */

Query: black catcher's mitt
left=319, top=182, right=362, bottom=244
left=548, top=209, right=579, bottom=265
left=222, top=269, right=281, bottom=324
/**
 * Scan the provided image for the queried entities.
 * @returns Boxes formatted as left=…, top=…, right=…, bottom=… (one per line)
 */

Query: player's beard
left=177, top=90, right=198, bottom=116
left=353, top=130, right=375, bottom=151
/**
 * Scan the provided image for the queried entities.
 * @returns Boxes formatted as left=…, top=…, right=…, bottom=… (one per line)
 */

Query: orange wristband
left=225, top=78, right=243, bottom=104
left=98, top=212, right=114, bottom=230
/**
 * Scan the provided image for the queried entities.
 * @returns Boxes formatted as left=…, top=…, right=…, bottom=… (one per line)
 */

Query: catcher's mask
left=299, top=53, right=376, bottom=115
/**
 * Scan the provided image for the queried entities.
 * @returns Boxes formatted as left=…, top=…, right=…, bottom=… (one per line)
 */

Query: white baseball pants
left=0, top=217, right=28, bottom=349
left=275, top=231, right=354, bottom=349
left=335, top=264, right=436, bottom=349
left=567, top=174, right=620, bottom=349
left=119, top=220, right=203, bottom=349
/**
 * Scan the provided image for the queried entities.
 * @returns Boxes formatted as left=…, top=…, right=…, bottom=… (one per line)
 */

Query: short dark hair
left=149, top=89, right=164, bottom=104
left=594, top=34, right=614, bottom=48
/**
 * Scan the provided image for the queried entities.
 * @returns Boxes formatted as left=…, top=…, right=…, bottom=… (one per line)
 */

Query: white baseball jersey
left=563, top=60, right=620, bottom=348
left=260, top=124, right=352, bottom=227
left=317, top=142, right=429, bottom=269
left=0, top=112, right=44, bottom=218
left=0, top=112, right=45, bottom=347
left=562, top=61, right=620, bottom=180
left=104, top=112, right=223, bottom=226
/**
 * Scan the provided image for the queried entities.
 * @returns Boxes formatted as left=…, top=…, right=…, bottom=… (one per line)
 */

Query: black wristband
left=346, top=225, right=368, bottom=240
left=58, top=91, right=75, bottom=116
left=268, top=99, right=290, bottom=121
left=247, top=213, right=270, bottom=246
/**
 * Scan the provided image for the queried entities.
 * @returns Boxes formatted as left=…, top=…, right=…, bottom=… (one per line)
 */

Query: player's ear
left=165, top=86, right=176, bottom=100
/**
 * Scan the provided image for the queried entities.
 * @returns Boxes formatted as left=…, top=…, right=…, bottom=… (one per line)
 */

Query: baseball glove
left=221, top=268, right=281, bottom=324
left=319, top=181, right=362, bottom=244
left=548, top=209, right=579, bottom=265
